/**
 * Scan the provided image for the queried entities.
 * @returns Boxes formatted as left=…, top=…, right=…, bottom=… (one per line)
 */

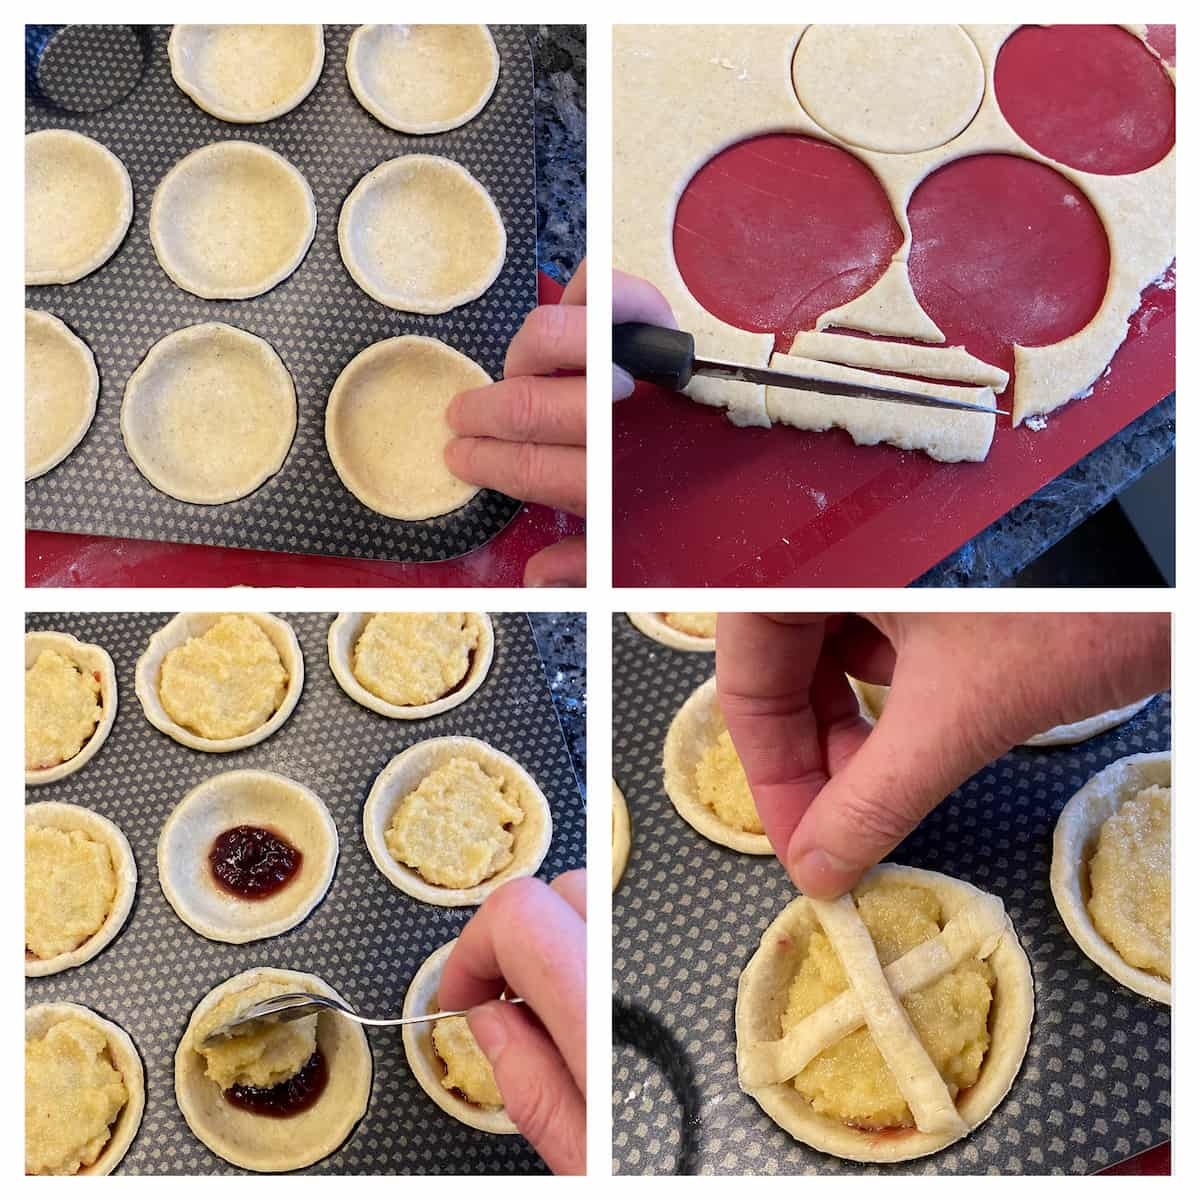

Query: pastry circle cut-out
left=338, top=154, right=506, bottom=313
left=158, top=770, right=338, bottom=944
left=135, top=612, right=304, bottom=752
left=25, top=129, right=132, bottom=285
left=121, top=323, right=296, bottom=504
left=25, top=310, right=99, bottom=481
left=26, top=802, right=136, bottom=977
left=328, top=612, right=495, bottom=718
left=26, top=630, right=118, bottom=786
left=169, top=24, right=325, bottom=123
left=175, top=967, right=371, bottom=1172
left=363, top=736, right=552, bottom=906
left=612, top=780, right=631, bottom=891
left=1051, top=750, right=1170, bottom=1004
left=325, top=335, right=490, bottom=519
left=25, top=1002, right=145, bottom=1176
left=346, top=24, right=499, bottom=134
left=628, top=611, right=717, bottom=651
left=150, top=141, right=316, bottom=299
left=736, top=863, right=1034, bottom=1162
left=664, top=676, right=772, bottom=854
left=403, top=940, right=518, bottom=1133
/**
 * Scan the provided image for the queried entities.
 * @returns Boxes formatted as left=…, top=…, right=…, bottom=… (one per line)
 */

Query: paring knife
left=613, top=322, right=1008, bottom=416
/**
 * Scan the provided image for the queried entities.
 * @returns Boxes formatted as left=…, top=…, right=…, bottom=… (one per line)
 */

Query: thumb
left=524, top=535, right=586, bottom=587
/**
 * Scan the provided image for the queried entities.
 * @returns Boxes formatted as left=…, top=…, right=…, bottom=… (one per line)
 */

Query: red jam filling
left=224, top=1049, right=328, bottom=1117
left=209, top=825, right=302, bottom=900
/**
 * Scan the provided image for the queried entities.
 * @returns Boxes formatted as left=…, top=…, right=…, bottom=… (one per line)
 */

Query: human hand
left=444, top=262, right=586, bottom=587
left=716, top=613, right=1170, bottom=899
left=612, top=269, right=677, bottom=401
left=438, top=871, right=587, bottom=1175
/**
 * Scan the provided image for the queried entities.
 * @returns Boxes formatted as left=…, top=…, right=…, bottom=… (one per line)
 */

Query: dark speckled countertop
left=526, top=25, right=586, bottom=284
left=529, top=613, right=586, bottom=798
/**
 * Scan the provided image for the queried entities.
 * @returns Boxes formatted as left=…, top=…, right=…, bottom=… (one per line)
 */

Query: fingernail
left=789, top=847, right=859, bottom=897
left=468, top=1005, right=507, bottom=1061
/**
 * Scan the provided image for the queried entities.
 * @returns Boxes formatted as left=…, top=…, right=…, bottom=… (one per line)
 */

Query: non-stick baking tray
left=24, top=24, right=536, bottom=562
left=610, top=614, right=1171, bottom=1175
left=25, top=611, right=585, bottom=1175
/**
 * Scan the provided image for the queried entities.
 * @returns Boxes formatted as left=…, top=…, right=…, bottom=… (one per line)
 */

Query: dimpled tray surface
left=25, top=612, right=585, bottom=1174
left=610, top=614, right=1170, bottom=1175
left=25, top=24, right=536, bottom=562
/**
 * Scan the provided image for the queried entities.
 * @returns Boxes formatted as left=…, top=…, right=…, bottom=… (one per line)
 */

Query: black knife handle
left=612, top=322, right=696, bottom=391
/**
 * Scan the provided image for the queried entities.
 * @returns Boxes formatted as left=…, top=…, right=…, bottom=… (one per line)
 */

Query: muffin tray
left=24, top=24, right=536, bottom=562
left=610, top=614, right=1171, bottom=1175
left=25, top=611, right=585, bottom=1175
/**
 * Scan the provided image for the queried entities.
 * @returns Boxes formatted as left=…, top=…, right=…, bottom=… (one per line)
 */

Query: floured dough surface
left=695, top=729, right=764, bottom=834
left=25, top=130, right=132, bottom=285
left=26, top=827, right=116, bottom=960
left=664, top=612, right=717, bottom=639
left=326, top=335, right=489, bottom=519
left=26, top=1019, right=128, bottom=1176
left=347, top=24, right=498, bottom=134
left=194, top=980, right=318, bottom=1089
left=25, top=310, right=99, bottom=481
left=353, top=612, right=478, bottom=705
left=1087, top=784, right=1170, bottom=979
left=26, top=648, right=102, bottom=772
left=169, top=25, right=324, bottom=123
left=150, top=141, right=316, bottom=299
left=433, top=1016, right=504, bottom=1108
left=385, top=756, right=524, bottom=888
left=121, top=323, right=296, bottom=504
left=338, top=154, right=506, bottom=313
left=158, top=615, right=288, bottom=740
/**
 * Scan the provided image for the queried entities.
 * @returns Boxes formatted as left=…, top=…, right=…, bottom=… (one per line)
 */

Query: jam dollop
left=224, top=1049, right=328, bottom=1117
left=209, top=825, right=302, bottom=900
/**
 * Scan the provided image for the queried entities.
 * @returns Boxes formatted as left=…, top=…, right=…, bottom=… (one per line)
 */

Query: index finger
left=504, top=303, right=587, bottom=378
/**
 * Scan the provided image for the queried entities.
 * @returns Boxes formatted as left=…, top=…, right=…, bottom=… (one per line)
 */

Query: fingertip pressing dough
left=25, top=310, right=99, bottom=481
left=150, top=141, right=316, bottom=299
left=25, top=1003, right=144, bottom=1176
left=25, top=631, right=118, bottom=786
left=1051, top=751, right=1171, bottom=1004
left=612, top=779, right=631, bottom=890
left=121, top=323, right=297, bottom=504
left=347, top=24, right=499, bottom=134
left=628, top=611, right=717, bottom=651
left=402, top=940, right=518, bottom=1133
left=325, top=335, right=490, bottom=520
left=175, top=967, right=372, bottom=1172
left=327, top=611, right=495, bottom=717
left=663, top=676, right=773, bottom=854
left=158, top=769, right=339, bottom=944
left=363, top=737, right=552, bottom=906
left=337, top=154, right=506, bottom=314
left=25, top=129, right=132, bottom=285
left=26, top=802, right=137, bottom=977
left=135, top=612, right=304, bottom=752
left=169, top=25, right=325, bottom=123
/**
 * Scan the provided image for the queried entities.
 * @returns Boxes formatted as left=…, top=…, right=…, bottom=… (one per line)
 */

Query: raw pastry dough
left=402, top=940, right=518, bottom=1134
left=363, top=737, right=553, bottom=906
left=325, top=335, right=490, bottom=519
left=25, top=630, right=118, bottom=786
left=338, top=155, right=506, bottom=314
left=150, top=141, right=316, bottom=299
left=663, top=676, right=773, bottom=854
left=135, top=612, right=304, bottom=753
left=121, top=323, right=297, bottom=504
left=158, top=769, right=338, bottom=944
left=612, top=779, right=631, bottom=890
left=25, top=130, right=132, bottom=285
left=327, top=612, right=495, bottom=718
left=346, top=25, right=499, bottom=134
left=25, top=802, right=136, bottom=977
left=25, top=1003, right=144, bottom=1176
left=25, top=310, right=99, bottom=481
left=169, top=25, right=324, bottom=123
left=628, top=611, right=717, bottom=651
left=613, top=25, right=1175, bottom=438
left=175, top=967, right=371, bottom=1172
left=1051, top=751, right=1170, bottom=1004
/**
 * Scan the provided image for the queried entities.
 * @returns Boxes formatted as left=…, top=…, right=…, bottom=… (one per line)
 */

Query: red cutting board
left=27, top=273, right=583, bottom=588
left=614, top=25, right=1175, bottom=587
